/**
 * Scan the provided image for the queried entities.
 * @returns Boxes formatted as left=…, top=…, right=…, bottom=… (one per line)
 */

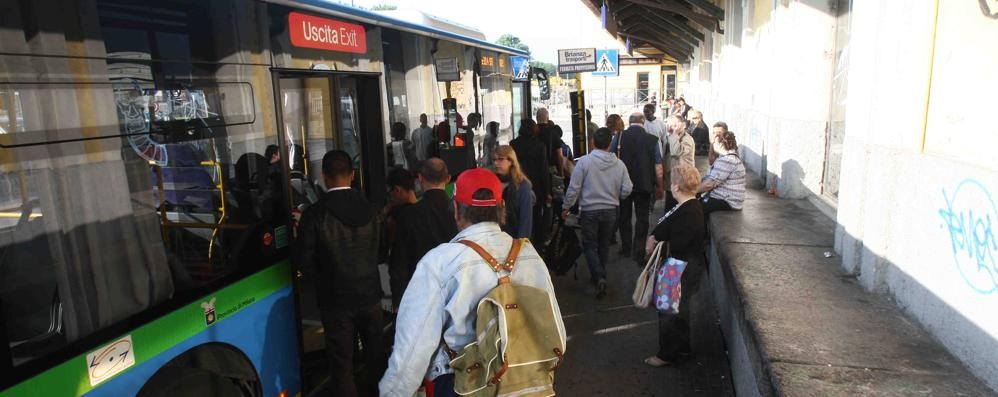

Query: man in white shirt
left=410, top=113, right=433, bottom=162
left=643, top=103, right=668, bottom=150
left=379, top=168, right=565, bottom=397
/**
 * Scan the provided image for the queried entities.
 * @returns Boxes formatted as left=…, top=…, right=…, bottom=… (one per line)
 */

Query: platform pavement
left=552, top=200, right=734, bottom=396
left=707, top=174, right=995, bottom=396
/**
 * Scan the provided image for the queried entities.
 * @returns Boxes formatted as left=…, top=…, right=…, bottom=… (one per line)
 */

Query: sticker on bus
left=86, top=335, right=136, bottom=386
left=201, top=297, right=217, bottom=326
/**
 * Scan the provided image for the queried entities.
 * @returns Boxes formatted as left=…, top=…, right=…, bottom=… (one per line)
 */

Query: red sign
left=289, top=12, right=367, bottom=54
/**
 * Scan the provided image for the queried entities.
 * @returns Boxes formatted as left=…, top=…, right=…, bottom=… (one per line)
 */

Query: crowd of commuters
left=292, top=100, right=747, bottom=396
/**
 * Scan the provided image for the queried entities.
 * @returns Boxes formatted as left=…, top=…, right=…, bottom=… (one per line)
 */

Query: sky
left=333, top=0, right=626, bottom=64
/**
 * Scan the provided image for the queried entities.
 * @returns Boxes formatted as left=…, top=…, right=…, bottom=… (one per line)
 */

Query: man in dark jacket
left=388, top=159, right=459, bottom=309
left=687, top=109, right=712, bottom=176
left=510, top=118, right=550, bottom=249
left=295, top=150, right=384, bottom=397
left=617, top=113, right=661, bottom=263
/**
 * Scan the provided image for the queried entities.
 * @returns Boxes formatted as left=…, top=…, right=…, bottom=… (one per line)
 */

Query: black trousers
left=532, top=202, right=552, bottom=250
left=619, top=191, right=652, bottom=260
left=319, top=303, right=386, bottom=397
left=701, top=195, right=733, bottom=217
left=657, top=257, right=705, bottom=361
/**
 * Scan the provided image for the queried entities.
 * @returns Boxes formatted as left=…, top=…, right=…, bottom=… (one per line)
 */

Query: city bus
left=0, top=0, right=529, bottom=395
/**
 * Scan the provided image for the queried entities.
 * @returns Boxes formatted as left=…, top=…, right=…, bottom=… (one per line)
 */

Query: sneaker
left=643, top=356, right=671, bottom=367
left=595, top=279, right=607, bottom=299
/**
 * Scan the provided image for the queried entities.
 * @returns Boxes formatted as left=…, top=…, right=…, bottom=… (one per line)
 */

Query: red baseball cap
left=454, top=168, right=504, bottom=207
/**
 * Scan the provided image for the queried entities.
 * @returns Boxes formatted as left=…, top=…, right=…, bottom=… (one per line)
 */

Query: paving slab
left=553, top=210, right=734, bottom=396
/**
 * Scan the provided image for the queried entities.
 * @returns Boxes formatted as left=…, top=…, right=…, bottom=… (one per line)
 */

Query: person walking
left=562, top=128, right=632, bottom=298
left=493, top=145, right=535, bottom=239
left=607, top=113, right=625, bottom=155
left=644, top=164, right=705, bottom=367
left=708, top=121, right=729, bottom=166
left=411, top=113, right=433, bottom=162
left=670, top=97, right=690, bottom=119
left=294, top=150, right=385, bottom=396
left=510, top=118, right=550, bottom=247
left=644, top=103, right=668, bottom=157
left=535, top=108, right=561, bottom=248
left=380, top=168, right=565, bottom=397
left=385, top=167, right=419, bottom=310
left=387, top=122, right=417, bottom=171
left=688, top=110, right=711, bottom=177
left=664, top=115, right=696, bottom=208
left=479, top=121, right=500, bottom=168
left=618, top=113, right=661, bottom=263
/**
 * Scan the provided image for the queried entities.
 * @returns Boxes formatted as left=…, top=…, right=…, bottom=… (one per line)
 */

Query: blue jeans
left=580, top=208, right=618, bottom=282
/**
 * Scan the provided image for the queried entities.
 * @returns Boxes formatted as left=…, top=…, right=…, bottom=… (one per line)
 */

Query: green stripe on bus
left=2, top=261, right=292, bottom=397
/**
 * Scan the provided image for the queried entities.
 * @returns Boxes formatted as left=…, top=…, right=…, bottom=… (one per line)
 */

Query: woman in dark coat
left=644, top=164, right=705, bottom=366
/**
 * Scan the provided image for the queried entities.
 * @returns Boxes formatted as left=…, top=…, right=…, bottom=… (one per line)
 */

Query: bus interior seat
left=0, top=199, right=62, bottom=353
left=152, top=144, right=218, bottom=212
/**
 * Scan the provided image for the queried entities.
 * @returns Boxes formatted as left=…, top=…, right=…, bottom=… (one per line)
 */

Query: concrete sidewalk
left=708, top=175, right=994, bottom=396
left=552, top=203, right=734, bottom=396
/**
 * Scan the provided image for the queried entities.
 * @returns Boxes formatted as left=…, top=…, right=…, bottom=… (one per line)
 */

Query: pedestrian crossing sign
left=593, top=49, right=619, bottom=77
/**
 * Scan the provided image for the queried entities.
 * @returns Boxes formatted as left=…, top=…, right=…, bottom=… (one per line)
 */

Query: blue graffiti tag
left=939, top=179, right=998, bottom=294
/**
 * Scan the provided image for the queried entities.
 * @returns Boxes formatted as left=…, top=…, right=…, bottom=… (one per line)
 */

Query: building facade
left=677, top=0, right=998, bottom=390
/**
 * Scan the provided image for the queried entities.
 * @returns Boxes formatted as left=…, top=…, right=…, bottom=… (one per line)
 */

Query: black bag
left=545, top=222, right=582, bottom=276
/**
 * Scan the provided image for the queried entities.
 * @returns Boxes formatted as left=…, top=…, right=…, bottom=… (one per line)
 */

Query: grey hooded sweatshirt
left=564, top=149, right=633, bottom=212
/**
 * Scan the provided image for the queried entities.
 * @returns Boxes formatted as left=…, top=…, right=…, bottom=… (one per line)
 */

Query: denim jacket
left=379, top=222, right=566, bottom=397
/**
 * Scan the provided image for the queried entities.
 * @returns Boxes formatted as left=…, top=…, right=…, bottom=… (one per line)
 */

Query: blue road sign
left=593, top=49, right=619, bottom=77
left=511, top=56, right=530, bottom=81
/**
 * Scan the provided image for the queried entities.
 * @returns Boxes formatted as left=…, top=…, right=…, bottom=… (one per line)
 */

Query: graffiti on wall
left=939, top=179, right=998, bottom=294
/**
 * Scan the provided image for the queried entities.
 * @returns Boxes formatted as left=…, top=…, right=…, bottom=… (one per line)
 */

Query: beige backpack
left=444, top=239, right=566, bottom=396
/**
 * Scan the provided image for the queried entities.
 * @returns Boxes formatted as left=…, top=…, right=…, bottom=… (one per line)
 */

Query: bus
left=0, top=0, right=529, bottom=395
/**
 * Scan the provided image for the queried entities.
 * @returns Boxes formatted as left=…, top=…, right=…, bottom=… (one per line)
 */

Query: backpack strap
left=458, top=238, right=524, bottom=273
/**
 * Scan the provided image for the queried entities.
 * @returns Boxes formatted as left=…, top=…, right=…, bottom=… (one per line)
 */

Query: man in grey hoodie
left=562, top=128, right=633, bottom=298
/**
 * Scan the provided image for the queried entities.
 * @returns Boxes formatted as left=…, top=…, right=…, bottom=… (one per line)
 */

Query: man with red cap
left=380, top=168, right=565, bottom=397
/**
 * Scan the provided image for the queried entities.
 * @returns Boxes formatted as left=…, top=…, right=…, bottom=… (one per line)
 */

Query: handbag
left=654, top=256, right=688, bottom=314
left=632, top=241, right=664, bottom=308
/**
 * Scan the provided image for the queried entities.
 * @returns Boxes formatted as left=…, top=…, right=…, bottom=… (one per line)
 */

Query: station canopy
left=580, top=0, right=724, bottom=63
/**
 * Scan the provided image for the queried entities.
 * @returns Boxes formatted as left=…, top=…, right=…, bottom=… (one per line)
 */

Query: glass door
left=276, top=72, right=386, bottom=392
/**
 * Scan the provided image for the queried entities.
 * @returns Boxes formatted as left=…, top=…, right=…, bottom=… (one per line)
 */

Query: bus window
left=0, top=77, right=281, bottom=367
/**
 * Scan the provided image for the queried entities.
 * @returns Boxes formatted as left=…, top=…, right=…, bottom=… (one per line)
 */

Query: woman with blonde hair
left=644, top=164, right=706, bottom=367
left=606, top=114, right=625, bottom=155
left=493, top=145, right=536, bottom=238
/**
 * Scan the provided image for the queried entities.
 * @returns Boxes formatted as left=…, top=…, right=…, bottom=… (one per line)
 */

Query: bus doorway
left=273, top=71, right=387, bottom=393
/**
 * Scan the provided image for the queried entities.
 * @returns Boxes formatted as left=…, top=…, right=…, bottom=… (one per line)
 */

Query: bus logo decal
left=201, top=297, right=217, bottom=326
left=86, top=335, right=136, bottom=387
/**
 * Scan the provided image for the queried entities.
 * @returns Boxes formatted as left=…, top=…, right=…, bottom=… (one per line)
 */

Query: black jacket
left=652, top=199, right=705, bottom=262
left=618, top=125, right=659, bottom=193
left=510, top=134, right=550, bottom=202
left=387, top=189, right=457, bottom=306
left=295, top=188, right=382, bottom=310
left=689, top=121, right=710, bottom=156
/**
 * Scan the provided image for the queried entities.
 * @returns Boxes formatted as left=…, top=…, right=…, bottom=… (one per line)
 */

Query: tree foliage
left=370, top=3, right=397, bottom=10
left=529, top=61, right=556, bottom=76
left=495, top=34, right=530, bottom=54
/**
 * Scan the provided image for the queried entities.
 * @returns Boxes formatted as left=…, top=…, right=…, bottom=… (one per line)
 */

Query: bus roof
left=268, top=0, right=531, bottom=57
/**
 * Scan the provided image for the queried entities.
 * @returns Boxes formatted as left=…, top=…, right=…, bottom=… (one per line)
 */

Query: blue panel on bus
left=84, top=287, right=300, bottom=397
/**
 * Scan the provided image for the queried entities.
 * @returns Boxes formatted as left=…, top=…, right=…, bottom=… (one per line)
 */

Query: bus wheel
left=138, top=343, right=261, bottom=397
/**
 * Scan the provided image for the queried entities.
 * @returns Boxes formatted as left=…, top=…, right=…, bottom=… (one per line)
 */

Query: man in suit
left=617, top=113, right=661, bottom=263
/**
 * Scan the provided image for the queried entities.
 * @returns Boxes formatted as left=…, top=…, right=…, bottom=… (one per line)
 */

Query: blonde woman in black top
left=644, top=164, right=706, bottom=367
